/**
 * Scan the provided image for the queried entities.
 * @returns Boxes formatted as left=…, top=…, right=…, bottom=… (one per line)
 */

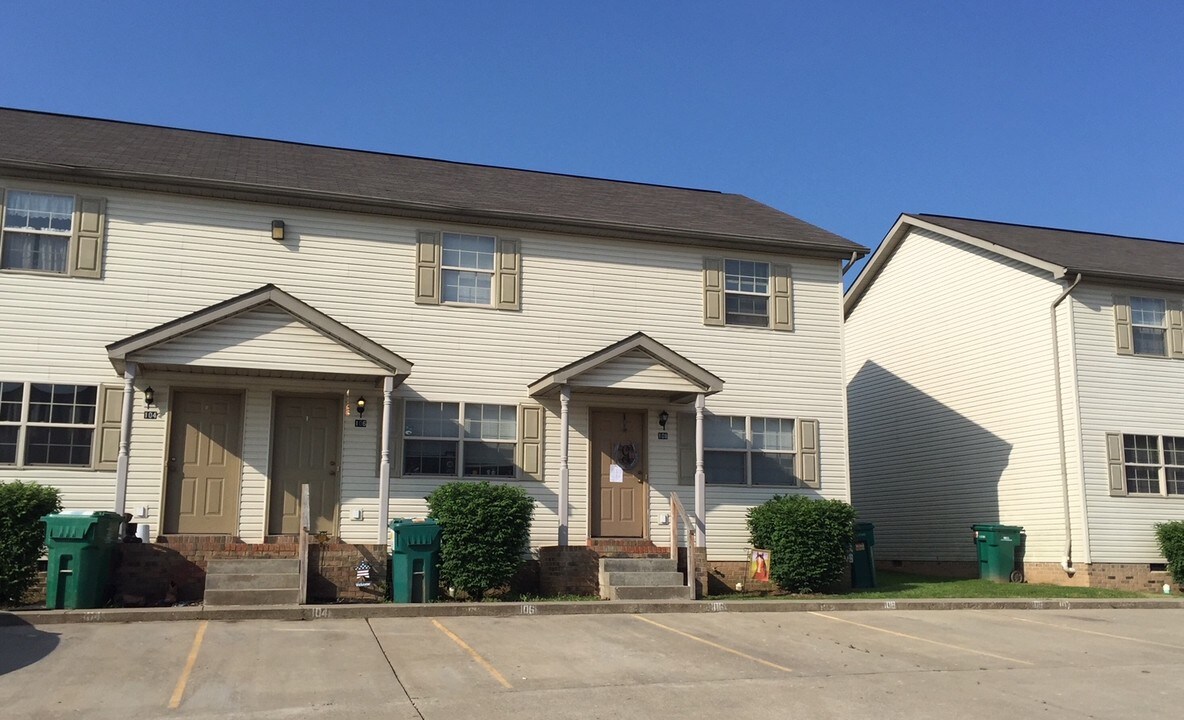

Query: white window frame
left=0, top=381, right=98, bottom=467
left=1122, top=433, right=1184, bottom=497
left=703, top=414, right=796, bottom=487
left=1130, top=296, right=1168, bottom=357
left=440, top=232, right=497, bottom=307
left=402, top=400, right=520, bottom=479
left=723, top=259, right=772, bottom=328
left=0, top=190, right=75, bottom=275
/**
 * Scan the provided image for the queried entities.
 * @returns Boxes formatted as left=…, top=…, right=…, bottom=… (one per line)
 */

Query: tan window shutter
left=495, top=237, right=521, bottom=310
left=94, top=384, right=124, bottom=470
left=69, top=196, right=106, bottom=279
left=1105, top=432, right=1127, bottom=496
left=415, top=231, right=441, bottom=305
left=1169, top=301, right=1184, bottom=359
left=1113, top=296, right=1133, bottom=355
left=771, top=263, right=793, bottom=331
left=517, top=404, right=545, bottom=481
left=703, top=257, right=725, bottom=326
left=677, top=412, right=695, bottom=486
left=795, top=418, right=820, bottom=488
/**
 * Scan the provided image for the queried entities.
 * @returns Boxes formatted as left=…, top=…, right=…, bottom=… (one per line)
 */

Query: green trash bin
left=388, top=518, right=442, bottom=603
left=852, top=522, right=877, bottom=589
left=41, top=510, right=123, bottom=609
left=972, top=524, right=1025, bottom=583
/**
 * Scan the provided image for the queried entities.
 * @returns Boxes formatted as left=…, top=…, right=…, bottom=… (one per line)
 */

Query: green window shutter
left=517, top=404, right=545, bottom=481
left=1169, top=301, right=1184, bottom=359
left=677, top=412, right=696, bottom=486
left=415, top=231, right=441, bottom=305
left=1105, top=432, right=1127, bottom=496
left=703, top=257, right=725, bottom=326
left=1113, top=296, right=1133, bottom=355
left=495, top=237, right=521, bottom=311
left=795, top=419, right=820, bottom=489
left=391, top=398, right=406, bottom=477
left=94, top=384, right=124, bottom=470
left=70, top=196, right=106, bottom=279
left=771, top=263, right=793, bottom=331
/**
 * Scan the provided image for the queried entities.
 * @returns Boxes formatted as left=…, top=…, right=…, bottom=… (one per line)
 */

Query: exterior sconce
left=271, top=220, right=285, bottom=241
left=144, top=386, right=155, bottom=407
left=658, top=410, right=669, bottom=429
left=356, top=396, right=366, bottom=415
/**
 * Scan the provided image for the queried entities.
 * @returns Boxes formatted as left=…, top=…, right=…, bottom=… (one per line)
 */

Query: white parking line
left=809, top=612, right=1033, bottom=666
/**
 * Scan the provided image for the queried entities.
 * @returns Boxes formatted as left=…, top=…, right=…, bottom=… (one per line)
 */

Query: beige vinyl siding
left=0, top=177, right=849, bottom=559
left=846, top=228, right=1078, bottom=564
left=1070, top=282, right=1184, bottom=563
left=568, top=349, right=702, bottom=394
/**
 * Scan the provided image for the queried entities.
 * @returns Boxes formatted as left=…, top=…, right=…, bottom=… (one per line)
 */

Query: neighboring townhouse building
left=845, top=213, right=1184, bottom=591
left=0, top=108, right=865, bottom=598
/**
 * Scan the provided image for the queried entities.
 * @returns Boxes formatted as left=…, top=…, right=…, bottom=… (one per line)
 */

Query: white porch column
left=113, top=362, right=137, bottom=515
left=377, top=376, right=394, bottom=544
left=558, top=384, right=571, bottom=546
left=694, top=393, right=706, bottom=548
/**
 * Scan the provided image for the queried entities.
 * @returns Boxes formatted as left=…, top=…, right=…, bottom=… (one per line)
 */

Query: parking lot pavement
left=1, top=609, right=1181, bottom=719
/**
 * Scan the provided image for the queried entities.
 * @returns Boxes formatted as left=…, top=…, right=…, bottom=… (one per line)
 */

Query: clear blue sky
left=4, top=2, right=1181, bottom=282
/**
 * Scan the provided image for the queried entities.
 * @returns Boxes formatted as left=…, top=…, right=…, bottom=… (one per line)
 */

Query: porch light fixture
left=356, top=396, right=366, bottom=415
left=658, top=410, right=669, bottom=429
left=144, top=386, right=155, bottom=407
left=271, top=220, right=285, bottom=241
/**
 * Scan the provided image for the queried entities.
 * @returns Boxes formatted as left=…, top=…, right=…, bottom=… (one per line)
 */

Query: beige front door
left=590, top=409, right=648, bottom=538
left=269, top=395, right=341, bottom=535
left=164, top=391, right=243, bottom=535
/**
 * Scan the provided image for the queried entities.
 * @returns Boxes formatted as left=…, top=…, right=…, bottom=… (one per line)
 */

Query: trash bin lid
left=971, top=523, right=1024, bottom=532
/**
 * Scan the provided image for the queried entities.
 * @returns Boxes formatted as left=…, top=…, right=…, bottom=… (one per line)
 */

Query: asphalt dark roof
left=0, top=107, right=864, bottom=255
left=916, top=214, right=1184, bottom=284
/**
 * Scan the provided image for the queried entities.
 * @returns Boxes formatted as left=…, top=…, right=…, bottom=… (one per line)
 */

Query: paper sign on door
left=609, top=464, right=624, bottom=483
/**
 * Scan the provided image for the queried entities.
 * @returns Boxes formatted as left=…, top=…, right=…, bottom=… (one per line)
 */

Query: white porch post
left=694, top=393, right=706, bottom=548
left=113, top=362, right=137, bottom=515
left=377, top=376, right=394, bottom=544
left=558, top=384, right=571, bottom=546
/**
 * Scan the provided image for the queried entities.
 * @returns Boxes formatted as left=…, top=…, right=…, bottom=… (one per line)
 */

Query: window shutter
left=415, top=231, right=441, bottom=305
left=1169, top=301, right=1184, bottom=359
left=517, top=404, right=544, bottom=481
left=677, top=412, right=696, bottom=486
left=94, top=384, right=124, bottom=470
left=771, top=263, right=793, bottom=331
left=70, top=196, right=106, bottom=279
left=1105, top=432, right=1127, bottom=496
left=795, top=419, right=820, bottom=488
left=495, top=237, right=521, bottom=311
left=1113, top=296, right=1133, bottom=355
left=703, top=257, right=725, bottom=326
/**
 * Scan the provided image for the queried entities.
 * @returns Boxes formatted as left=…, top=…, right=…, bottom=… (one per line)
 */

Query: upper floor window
left=724, top=260, right=770, bottom=327
left=1130, top=297, right=1167, bottom=356
left=415, top=229, right=520, bottom=310
left=0, top=382, right=97, bottom=466
left=1, top=192, right=74, bottom=274
left=703, top=257, right=793, bottom=331
left=442, top=232, right=496, bottom=305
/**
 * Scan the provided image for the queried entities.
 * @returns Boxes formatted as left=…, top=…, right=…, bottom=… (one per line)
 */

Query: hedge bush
left=426, top=481, right=534, bottom=601
left=747, top=494, right=856, bottom=593
left=1156, top=521, right=1184, bottom=586
left=0, top=481, right=62, bottom=605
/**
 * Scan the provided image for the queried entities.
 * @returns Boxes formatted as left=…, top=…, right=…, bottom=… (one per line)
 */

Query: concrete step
left=204, top=588, right=301, bottom=606
left=205, top=572, right=301, bottom=591
left=611, top=585, right=693, bottom=601
left=206, top=558, right=300, bottom=575
left=603, top=571, right=686, bottom=587
left=598, top=558, right=677, bottom=573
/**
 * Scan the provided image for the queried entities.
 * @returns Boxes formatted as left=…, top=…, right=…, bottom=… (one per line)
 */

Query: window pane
left=752, top=452, right=796, bottom=486
left=1131, top=297, right=1166, bottom=327
left=403, top=439, right=458, bottom=475
left=1123, top=434, right=1158, bottom=465
left=1164, top=437, right=1184, bottom=467
left=1133, top=327, right=1167, bottom=356
left=0, top=425, right=16, bottom=463
left=27, top=384, right=96, bottom=426
left=752, top=418, right=793, bottom=451
left=1167, top=467, right=1184, bottom=496
left=442, top=233, right=495, bottom=270
left=0, top=381, right=23, bottom=422
left=4, top=191, right=74, bottom=232
left=404, top=401, right=459, bottom=438
left=463, top=441, right=516, bottom=477
left=24, top=427, right=93, bottom=466
left=704, top=416, right=746, bottom=449
left=725, top=294, right=769, bottom=326
left=724, top=259, right=769, bottom=295
left=1125, top=465, right=1159, bottom=494
left=442, top=269, right=493, bottom=305
left=464, top=404, right=516, bottom=440
left=1, top=232, right=69, bottom=273
left=704, top=450, right=746, bottom=484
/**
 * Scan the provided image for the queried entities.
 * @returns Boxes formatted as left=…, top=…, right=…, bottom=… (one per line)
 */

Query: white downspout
left=1051, top=274, right=1083, bottom=575
left=694, top=393, right=706, bottom=547
left=113, top=362, right=137, bottom=515
left=377, top=376, right=393, bottom=544
left=559, top=385, right=571, bottom=546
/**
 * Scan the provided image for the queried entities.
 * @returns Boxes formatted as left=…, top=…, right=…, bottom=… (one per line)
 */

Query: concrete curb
left=4, top=596, right=1183, bottom=626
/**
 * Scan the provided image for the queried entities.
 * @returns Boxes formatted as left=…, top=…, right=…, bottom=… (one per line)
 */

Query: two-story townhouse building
left=845, top=214, right=1184, bottom=591
left=0, top=108, right=865, bottom=599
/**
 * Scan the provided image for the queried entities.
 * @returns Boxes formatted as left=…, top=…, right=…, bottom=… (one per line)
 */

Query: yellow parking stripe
left=168, top=620, right=208, bottom=709
left=809, top=612, right=1033, bottom=665
left=632, top=615, right=793, bottom=673
left=1004, top=615, right=1184, bottom=650
left=431, top=620, right=513, bottom=689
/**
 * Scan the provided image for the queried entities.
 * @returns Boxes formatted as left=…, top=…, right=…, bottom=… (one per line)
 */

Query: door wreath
left=613, top=442, right=640, bottom=471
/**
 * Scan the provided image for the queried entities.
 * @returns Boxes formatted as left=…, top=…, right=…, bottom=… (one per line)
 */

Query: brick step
left=204, top=588, right=301, bottom=606
left=602, top=571, right=685, bottom=587
left=205, top=573, right=301, bottom=591
left=206, top=558, right=300, bottom=575
left=611, top=585, right=693, bottom=600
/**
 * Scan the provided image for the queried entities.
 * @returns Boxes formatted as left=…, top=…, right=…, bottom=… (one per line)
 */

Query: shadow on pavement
left=0, top=615, right=60, bottom=676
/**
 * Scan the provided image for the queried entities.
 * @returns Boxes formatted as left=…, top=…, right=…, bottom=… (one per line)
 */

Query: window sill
left=0, top=267, right=71, bottom=278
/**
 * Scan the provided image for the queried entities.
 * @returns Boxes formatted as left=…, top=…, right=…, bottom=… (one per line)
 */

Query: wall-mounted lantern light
left=144, top=386, right=155, bottom=407
left=356, top=396, right=367, bottom=415
left=271, top=220, right=285, bottom=241
left=658, top=410, right=669, bottom=429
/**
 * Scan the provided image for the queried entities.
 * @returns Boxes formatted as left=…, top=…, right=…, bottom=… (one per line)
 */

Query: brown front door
left=269, top=396, right=341, bottom=535
left=164, top=391, right=243, bottom=535
left=590, top=409, right=647, bottom=538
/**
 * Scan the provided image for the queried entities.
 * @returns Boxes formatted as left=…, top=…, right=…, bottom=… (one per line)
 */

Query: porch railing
left=669, top=491, right=698, bottom=599
left=297, top=483, right=310, bottom=605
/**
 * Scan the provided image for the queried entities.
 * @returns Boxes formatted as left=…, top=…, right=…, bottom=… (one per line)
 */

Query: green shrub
left=426, top=481, right=534, bottom=601
left=1156, top=521, right=1184, bottom=586
left=0, top=481, right=62, bottom=605
left=747, top=494, right=856, bottom=593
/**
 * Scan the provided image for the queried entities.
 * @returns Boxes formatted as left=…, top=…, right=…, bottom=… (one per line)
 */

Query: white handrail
left=669, top=491, right=698, bottom=598
left=298, top=483, right=310, bottom=605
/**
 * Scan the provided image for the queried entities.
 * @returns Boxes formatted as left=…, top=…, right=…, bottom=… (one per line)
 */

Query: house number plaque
left=143, top=411, right=159, bottom=420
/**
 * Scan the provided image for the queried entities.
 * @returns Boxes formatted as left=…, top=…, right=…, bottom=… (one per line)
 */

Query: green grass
left=712, top=571, right=1152, bottom=600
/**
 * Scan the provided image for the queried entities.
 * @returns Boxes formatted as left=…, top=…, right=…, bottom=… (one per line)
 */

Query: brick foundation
left=879, top=558, right=1182, bottom=593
